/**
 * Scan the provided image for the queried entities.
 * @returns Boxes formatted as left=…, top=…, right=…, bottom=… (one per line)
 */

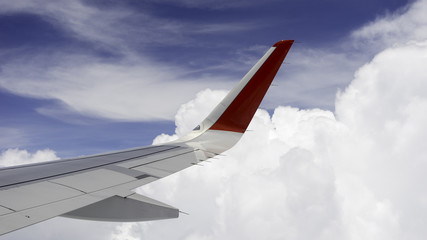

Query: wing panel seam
left=129, top=149, right=196, bottom=169
left=0, top=205, right=15, bottom=213
left=0, top=146, right=182, bottom=190
left=0, top=145, right=175, bottom=171
left=48, top=181, right=87, bottom=194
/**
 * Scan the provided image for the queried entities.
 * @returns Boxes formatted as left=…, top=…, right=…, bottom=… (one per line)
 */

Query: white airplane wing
left=0, top=40, right=294, bottom=235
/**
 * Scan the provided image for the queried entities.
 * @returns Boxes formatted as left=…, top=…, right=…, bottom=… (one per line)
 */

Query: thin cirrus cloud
left=266, top=0, right=427, bottom=111
left=147, top=0, right=272, bottom=9
left=0, top=0, right=250, bottom=48
left=0, top=54, right=231, bottom=121
left=351, top=0, right=427, bottom=51
left=0, top=0, right=251, bottom=122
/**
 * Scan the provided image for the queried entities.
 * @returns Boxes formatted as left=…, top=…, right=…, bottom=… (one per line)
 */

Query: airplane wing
left=0, top=40, right=294, bottom=235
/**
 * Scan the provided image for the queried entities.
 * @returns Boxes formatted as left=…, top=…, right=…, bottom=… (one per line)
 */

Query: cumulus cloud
left=121, top=11, right=427, bottom=240
left=333, top=41, right=427, bottom=239
left=128, top=42, right=426, bottom=240
left=0, top=148, right=58, bottom=167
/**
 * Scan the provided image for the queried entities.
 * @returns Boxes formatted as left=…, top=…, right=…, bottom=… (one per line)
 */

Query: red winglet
left=209, top=40, right=294, bottom=133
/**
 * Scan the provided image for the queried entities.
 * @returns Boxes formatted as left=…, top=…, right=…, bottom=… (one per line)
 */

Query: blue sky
left=0, top=0, right=411, bottom=157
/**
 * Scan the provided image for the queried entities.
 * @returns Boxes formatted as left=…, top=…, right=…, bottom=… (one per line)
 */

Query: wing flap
left=62, top=193, right=179, bottom=222
left=0, top=176, right=160, bottom=235
left=0, top=192, right=102, bottom=235
left=0, top=146, right=191, bottom=235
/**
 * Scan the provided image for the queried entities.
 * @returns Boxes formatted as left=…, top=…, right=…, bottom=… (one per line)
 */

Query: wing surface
left=0, top=40, right=294, bottom=235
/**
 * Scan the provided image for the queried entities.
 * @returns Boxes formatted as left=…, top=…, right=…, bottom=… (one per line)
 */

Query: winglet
left=208, top=40, right=294, bottom=133
left=175, top=40, right=294, bottom=153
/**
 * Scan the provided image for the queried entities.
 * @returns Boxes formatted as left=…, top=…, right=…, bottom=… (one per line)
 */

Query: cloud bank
left=131, top=38, right=427, bottom=240
left=117, top=1, right=427, bottom=238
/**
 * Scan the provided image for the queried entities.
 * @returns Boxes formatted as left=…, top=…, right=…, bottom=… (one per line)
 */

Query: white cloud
left=0, top=0, right=250, bottom=49
left=0, top=0, right=246, bottom=122
left=174, top=88, right=227, bottom=136
left=351, top=0, right=427, bottom=52
left=267, top=47, right=366, bottom=110
left=109, top=223, right=141, bottom=240
left=0, top=148, right=58, bottom=167
left=0, top=0, right=130, bottom=49
left=267, top=0, right=427, bottom=111
left=130, top=18, right=427, bottom=240
left=152, top=88, right=227, bottom=143
left=333, top=40, right=427, bottom=240
left=0, top=54, right=232, bottom=121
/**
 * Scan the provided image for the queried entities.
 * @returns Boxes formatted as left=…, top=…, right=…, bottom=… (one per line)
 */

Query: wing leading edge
left=0, top=40, right=294, bottom=235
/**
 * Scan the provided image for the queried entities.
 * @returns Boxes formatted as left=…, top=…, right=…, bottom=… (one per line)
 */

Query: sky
left=1, top=0, right=427, bottom=239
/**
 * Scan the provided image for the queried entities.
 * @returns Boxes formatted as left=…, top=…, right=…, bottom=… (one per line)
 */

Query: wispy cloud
left=265, top=46, right=366, bottom=110
left=147, top=0, right=276, bottom=9
left=264, top=0, right=426, bottom=111
left=0, top=127, right=28, bottom=150
left=0, top=53, right=233, bottom=121
left=0, top=0, right=255, bottom=121
left=350, top=0, right=427, bottom=52
left=0, top=0, right=256, bottom=49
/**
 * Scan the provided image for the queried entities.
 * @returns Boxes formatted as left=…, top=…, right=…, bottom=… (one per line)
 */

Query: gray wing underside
left=0, top=144, right=206, bottom=235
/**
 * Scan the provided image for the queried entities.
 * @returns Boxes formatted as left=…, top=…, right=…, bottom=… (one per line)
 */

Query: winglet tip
left=273, top=40, right=294, bottom=47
